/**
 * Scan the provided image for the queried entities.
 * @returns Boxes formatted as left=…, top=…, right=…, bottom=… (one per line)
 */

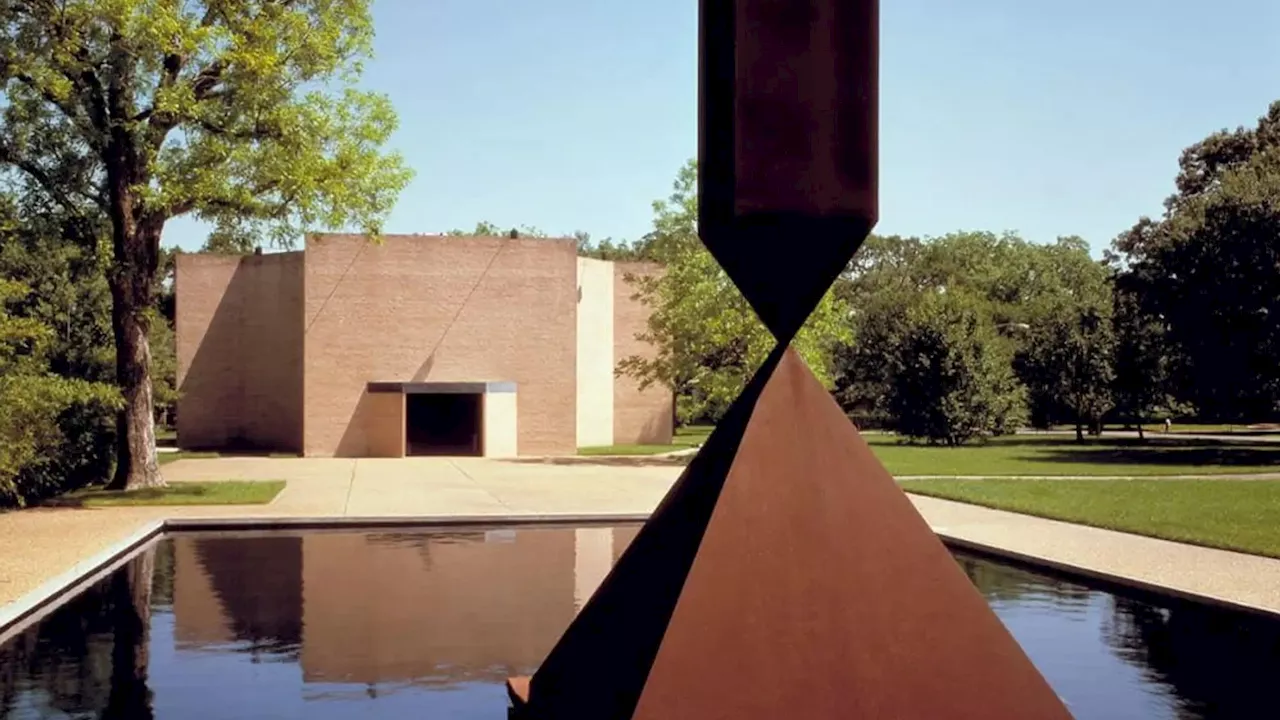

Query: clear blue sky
left=162, top=0, right=1280, bottom=256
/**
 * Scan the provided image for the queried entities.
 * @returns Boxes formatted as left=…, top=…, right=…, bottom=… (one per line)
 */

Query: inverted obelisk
left=509, top=0, right=1072, bottom=717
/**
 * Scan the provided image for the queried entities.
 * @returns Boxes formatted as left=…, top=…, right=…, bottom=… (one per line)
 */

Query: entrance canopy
left=367, top=381, right=517, bottom=395
left=364, top=381, right=518, bottom=458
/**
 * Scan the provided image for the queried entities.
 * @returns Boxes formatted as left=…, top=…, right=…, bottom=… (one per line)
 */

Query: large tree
left=834, top=231, right=1111, bottom=433
left=1111, top=101, right=1280, bottom=422
left=1012, top=237, right=1116, bottom=436
left=0, top=0, right=412, bottom=488
left=618, top=160, right=852, bottom=423
left=1110, top=278, right=1187, bottom=439
left=885, top=291, right=1026, bottom=445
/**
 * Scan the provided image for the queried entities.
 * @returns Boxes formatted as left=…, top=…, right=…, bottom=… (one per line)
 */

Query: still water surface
left=1, top=525, right=1277, bottom=719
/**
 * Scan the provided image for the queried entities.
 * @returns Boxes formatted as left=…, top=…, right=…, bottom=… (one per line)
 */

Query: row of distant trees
left=591, top=101, right=1280, bottom=446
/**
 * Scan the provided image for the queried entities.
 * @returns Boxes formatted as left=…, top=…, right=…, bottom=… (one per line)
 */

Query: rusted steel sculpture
left=508, top=1, right=1073, bottom=717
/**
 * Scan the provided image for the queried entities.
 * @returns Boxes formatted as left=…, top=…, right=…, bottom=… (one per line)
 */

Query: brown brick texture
left=175, top=252, right=304, bottom=452
left=613, top=262, right=674, bottom=445
left=303, top=234, right=579, bottom=457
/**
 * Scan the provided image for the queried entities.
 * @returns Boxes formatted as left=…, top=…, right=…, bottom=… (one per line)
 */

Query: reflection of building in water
left=170, top=526, right=639, bottom=687
left=173, top=535, right=304, bottom=656
left=573, top=528, right=613, bottom=613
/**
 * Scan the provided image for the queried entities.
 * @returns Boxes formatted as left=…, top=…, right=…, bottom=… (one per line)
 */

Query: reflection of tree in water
left=104, top=548, right=156, bottom=720
left=192, top=536, right=304, bottom=659
left=1105, top=595, right=1280, bottom=719
left=953, top=553, right=1092, bottom=608
left=0, top=546, right=157, bottom=719
left=150, top=537, right=177, bottom=608
left=362, top=530, right=489, bottom=572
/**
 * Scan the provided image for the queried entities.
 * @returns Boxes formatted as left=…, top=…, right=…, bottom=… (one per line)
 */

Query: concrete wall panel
left=483, top=391, right=519, bottom=458
left=575, top=258, right=615, bottom=448
left=613, top=262, right=674, bottom=445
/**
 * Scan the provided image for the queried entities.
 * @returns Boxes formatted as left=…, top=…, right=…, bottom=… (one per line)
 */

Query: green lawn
left=579, top=425, right=713, bottom=456
left=159, top=451, right=218, bottom=464
left=158, top=450, right=295, bottom=464
left=53, top=480, right=286, bottom=507
left=901, top=478, right=1280, bottom=558
left=867, top=435, right=1280, bottom=477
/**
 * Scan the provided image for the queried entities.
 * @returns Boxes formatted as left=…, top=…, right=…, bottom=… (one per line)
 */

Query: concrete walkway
left=2, top=456, right=1279, bottom=618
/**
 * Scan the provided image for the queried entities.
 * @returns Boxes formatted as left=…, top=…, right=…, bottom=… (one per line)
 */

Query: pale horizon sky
left=161, top=0, right=1280, bottom=257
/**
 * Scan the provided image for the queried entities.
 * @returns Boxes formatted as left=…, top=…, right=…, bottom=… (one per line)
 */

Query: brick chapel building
left=174, top=233, right=673, bottom=458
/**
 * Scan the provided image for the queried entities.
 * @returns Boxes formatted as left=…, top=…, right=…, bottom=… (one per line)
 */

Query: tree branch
left=165, top=180, right=285, bottom=219
left=194, top=116, right=283, bottom=141
left=143, top=58, right=227, bottom=152
left=190, top=59, right=226, bottom=100
left=0, top=139, right=104, bottom=217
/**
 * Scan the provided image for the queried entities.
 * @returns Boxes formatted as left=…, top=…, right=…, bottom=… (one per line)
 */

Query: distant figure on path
left=1164, top=417, right=1172, bottom=433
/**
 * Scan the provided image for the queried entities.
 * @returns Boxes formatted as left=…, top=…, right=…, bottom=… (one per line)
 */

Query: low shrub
left=1, top=279, right=120, bottom=507
left=0, top=374, right=119, bottom=507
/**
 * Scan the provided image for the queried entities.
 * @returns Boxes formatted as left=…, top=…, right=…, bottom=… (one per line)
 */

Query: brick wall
left=303, top=234, right=578, bottom=457
left=613, top=262, right=674, bottom=445
left=175, top=252, right=304, bottom=451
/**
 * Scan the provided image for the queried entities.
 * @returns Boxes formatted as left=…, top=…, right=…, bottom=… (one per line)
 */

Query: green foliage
left=1017, top=304, right=1115, bottom=436
left=574, top=231, right=645, bottom=261
left=1, top=0, right=412, bottom=488
left=1111, top=281, right=1190, bottom=435
left=0, top=200, right=114, bottom=381
left=836, top=231, right=1112, bottom=438
left=148, top=306, right=178, bottom=423
left=446, top=222, right=547, bottom=238
left=0, top=279, right=119, bottom=507
left=443, top=223, right=646, bottom=260
left=884, top=292, right=1026, bottom=445
left=1, top=0, right=412, bottom=243
left=616, top=160, right=852, bottom=424
left=1110, top=101, right=1280, bottom=422
left=1012, top=239, right=1116, bottom=434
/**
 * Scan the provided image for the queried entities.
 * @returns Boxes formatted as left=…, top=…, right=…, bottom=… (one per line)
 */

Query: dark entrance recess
left=405, top=393, right=483, bottom=457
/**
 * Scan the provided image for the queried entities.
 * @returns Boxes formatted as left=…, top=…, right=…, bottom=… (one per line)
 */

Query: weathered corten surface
left=510, top=0, right=1072, bottom=717
left=630, top=350, right=1072, bottom=719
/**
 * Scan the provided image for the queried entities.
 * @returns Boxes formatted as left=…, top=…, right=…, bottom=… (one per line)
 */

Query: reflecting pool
left=1, top=525, right=1276, bottom=719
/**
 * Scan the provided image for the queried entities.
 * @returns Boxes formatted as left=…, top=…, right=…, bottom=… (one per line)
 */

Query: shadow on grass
left=41, top=485, right=216, bottom=508
left=878, top=435, right=1277, bottom=449
left=159, top=451, right=299, bottom=465
left=39, top=481, right=285, bottom=508
left=1022, top=443, right=1280, bottom=468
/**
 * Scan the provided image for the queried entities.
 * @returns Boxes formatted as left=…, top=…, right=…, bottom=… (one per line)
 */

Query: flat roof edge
left=367, top=381, right=516, bottom=394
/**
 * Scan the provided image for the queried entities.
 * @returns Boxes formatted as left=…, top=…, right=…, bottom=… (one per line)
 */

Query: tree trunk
left=1137, top=422, right=1145, bottom=441
left=108, top=272, right=164, bottom=490
left=1075, top=419, right=1084, bottom=443
left=105, top=202, right=165, bottom=490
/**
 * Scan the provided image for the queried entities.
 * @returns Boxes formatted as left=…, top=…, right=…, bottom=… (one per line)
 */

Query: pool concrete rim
left=2, top=512, right=1278, bottom=643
